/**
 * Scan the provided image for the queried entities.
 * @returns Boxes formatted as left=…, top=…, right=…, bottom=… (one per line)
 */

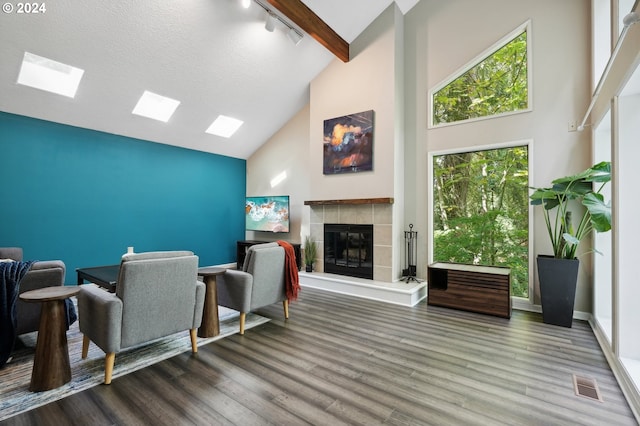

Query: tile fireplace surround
left=306, top=198, right=393, bottom=282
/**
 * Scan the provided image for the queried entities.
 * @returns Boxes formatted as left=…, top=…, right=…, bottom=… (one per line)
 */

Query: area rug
left=0, top=302, right=270, bottom=421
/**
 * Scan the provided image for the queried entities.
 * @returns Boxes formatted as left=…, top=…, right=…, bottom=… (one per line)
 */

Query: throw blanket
left=0, top=260, right=34, bottom=368
left=277, top=241, right=300, bottom=302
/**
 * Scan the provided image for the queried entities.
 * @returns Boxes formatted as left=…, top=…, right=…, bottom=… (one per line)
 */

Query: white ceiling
left=0, top=0, right=418, bottom=159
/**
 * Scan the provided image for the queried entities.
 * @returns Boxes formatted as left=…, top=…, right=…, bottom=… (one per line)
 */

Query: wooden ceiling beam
left=265, top=0, right=350, bottom=62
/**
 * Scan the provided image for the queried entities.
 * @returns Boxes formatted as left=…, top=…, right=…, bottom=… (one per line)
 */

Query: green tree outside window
left=433, top=146, right=529, bottom=298
left=433, top=30, right=528, bottom=125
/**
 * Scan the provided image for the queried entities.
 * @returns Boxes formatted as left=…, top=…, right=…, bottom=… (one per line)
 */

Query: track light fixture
left=265, top=12, right=276, bottom=32
left=242, top=0, right=304, bottom=45
left=287, top=27, right=303, bottom=45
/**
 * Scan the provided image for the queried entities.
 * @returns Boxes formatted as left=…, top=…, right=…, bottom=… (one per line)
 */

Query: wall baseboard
left=512, top=298, right=591, bottom=321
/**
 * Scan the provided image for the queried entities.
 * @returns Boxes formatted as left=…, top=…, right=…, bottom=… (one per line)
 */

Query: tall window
left=432, top=145, right=529, bottom=297
left=431, top=22, right=530, bottom=127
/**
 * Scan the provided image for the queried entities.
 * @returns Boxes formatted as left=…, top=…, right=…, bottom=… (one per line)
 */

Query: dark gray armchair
left=78, top=251, right=205, bottom=384
left=217, top=242, right=289, bottom=334
left=0, top=247, right=66, bottom=335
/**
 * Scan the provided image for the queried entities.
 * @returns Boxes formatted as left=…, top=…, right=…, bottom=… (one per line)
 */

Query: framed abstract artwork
left=323, top=110, right=374, bottom=175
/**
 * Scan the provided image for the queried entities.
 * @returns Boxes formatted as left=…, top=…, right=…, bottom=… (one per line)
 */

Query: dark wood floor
left=2, top=287, right=637, bottom=425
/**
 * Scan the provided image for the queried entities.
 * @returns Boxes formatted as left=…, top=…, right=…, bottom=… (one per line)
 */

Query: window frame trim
left=427, top=20, right=533, bottom=129
left=427, top=138, right=535, bottom=304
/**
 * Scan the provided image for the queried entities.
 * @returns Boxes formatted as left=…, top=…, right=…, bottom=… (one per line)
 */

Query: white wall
left=403, top=0, right=592, bottom=309
left=309, top=6, right=399, bottom=202
left=245, top=104, right=311, bottom=244
left=309, top=5, right=405, bottom=280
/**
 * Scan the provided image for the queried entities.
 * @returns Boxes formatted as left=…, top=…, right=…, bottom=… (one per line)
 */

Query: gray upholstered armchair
left=0, top=247, right=66, bottom=335
left=217, top=242, right=289, bottom=334
left=78, top=251, right=205, bottom=384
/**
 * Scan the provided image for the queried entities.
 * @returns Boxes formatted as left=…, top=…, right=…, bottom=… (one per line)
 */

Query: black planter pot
left=305, top=264, right=313, bottom=272
left=537, top=255, right=579, bottom=328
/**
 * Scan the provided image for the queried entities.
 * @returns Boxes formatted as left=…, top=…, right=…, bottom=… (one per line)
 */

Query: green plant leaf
left=530, top=161, right=611, bottom=259
left=563, top=233, right=579, bottom=245
left=583, top=192, right=612, bottom=232
left=552, top=180, right=592, bottom=197
left=529, top=188, right=561, bottom=209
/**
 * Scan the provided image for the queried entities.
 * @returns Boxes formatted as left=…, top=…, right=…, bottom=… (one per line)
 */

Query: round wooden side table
left=19, top=286, right=80, bottom=392
left=197, top=267, right=226, bottom=338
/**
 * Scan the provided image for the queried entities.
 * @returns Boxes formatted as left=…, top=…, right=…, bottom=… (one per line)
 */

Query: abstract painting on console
left=323, top=110, right=374, bottom=175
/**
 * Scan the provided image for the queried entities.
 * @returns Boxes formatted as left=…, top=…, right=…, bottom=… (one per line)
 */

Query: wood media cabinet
left=427, top=262, right=511, bottom=318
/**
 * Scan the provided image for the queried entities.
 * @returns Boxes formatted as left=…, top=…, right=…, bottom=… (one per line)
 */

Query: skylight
left=132, top=91, right=181, bottom=123
left=17, top=52, right=84, bottom=98
left=206, top=115, right=244, bottom=138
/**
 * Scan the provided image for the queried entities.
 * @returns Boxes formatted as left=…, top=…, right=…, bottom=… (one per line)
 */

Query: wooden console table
left=20, top=286, right=80, bottom=391
left=427, top=262, right=511, bottom=318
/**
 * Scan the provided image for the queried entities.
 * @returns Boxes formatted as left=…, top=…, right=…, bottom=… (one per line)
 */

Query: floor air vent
left=572, top=374, right=603, bottom=402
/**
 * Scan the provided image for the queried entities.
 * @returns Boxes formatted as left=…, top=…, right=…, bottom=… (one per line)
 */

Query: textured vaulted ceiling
left=0, top=0, right=418, bottom=159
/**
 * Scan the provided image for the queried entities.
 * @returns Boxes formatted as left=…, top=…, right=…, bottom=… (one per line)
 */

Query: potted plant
left=529, top=161, right=611, bottom=327
left=304, top=236, right=317, bottom=272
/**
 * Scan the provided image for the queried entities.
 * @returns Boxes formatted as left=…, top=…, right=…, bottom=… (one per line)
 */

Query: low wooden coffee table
left=197, top=267, right=226, bottom=338
left=19, top=286, right=80, bottom=392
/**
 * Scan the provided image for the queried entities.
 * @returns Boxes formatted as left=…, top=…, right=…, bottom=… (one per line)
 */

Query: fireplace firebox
left=324, top=224, right=373, bottom=279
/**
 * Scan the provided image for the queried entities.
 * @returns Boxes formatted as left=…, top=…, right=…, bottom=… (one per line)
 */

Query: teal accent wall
left=0, top=112, right=246, bottom=283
